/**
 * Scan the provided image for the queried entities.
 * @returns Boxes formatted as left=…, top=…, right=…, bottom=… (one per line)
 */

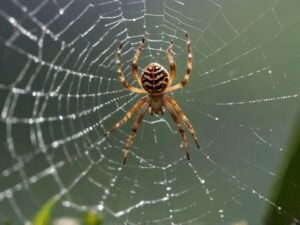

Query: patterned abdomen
left=141, top=63, right=169, bottom=94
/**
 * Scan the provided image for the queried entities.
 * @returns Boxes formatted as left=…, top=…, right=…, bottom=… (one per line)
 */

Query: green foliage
left=264, top=113, right=300, bottom=225
left=32, top=197, right=58, bottom=225
left=83, top=211, right=104, bottom=225
left=2, top=220, right=12, bottom=225
left=31, top=197, right=104, bottom=225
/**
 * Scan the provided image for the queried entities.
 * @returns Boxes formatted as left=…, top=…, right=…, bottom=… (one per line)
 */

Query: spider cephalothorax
left=106, top=32, right=199, bottom=165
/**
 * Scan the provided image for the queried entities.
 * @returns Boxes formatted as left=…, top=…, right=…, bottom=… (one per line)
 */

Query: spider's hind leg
left=104, top=97, right=147, bottom=137
left=166, top=96, right=199, bottom=149
left=164, top=101, right=190, bottom=160
left=123, top=102, right=150, bottom=165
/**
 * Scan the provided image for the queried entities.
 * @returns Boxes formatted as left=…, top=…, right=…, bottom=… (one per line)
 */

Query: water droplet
left=98, top=204, right=104, bottom=211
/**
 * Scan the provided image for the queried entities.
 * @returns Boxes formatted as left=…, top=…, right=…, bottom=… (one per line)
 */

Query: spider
left=106, top=32, right=199, bottom=165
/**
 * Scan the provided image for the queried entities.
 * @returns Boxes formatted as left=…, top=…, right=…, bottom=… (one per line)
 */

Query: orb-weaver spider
left=106, top=32, right=199, bottom=165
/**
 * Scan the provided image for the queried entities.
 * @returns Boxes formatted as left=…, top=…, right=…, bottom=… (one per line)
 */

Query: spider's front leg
left=166, top=32, right=192, bottom=93
left=166, top=40, right=176, bottom=86
left=132, top=33, right=147, bottom=87
left=116, top=43, right=146, bottom=94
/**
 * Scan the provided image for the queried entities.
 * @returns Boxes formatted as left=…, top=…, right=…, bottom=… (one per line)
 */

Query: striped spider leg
left=165, top=32, right=192, bottom=93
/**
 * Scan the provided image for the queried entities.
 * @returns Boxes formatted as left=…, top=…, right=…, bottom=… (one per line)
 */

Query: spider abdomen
left=141, top=63, right=169, bottom=94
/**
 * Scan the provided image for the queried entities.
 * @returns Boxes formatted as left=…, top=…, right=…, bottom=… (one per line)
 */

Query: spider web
left=0, top=0, right=300, bottom=224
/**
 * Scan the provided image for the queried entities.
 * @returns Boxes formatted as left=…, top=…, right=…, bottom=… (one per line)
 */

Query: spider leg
left=132, top=33, right=147, bottom=87
left=164, top=101, right=190, bottom=160
left=166, top=32, right=192, bottom=93
left=123, top=101, right=150, bottom=165
left=104, top=97, right=147, bottom=136
left=166, top=40, right=176, bottom=86
left=166, top=96, right=199, bottom=149
left=117, top=43, right=146, bottom=94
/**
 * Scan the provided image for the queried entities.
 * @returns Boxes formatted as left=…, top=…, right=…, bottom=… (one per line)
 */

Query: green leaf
left=32, top=197, right=58, bottom=225
left=84, top=211, right=104, bottom=225
left=264, top=113, right=300, bottom=225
